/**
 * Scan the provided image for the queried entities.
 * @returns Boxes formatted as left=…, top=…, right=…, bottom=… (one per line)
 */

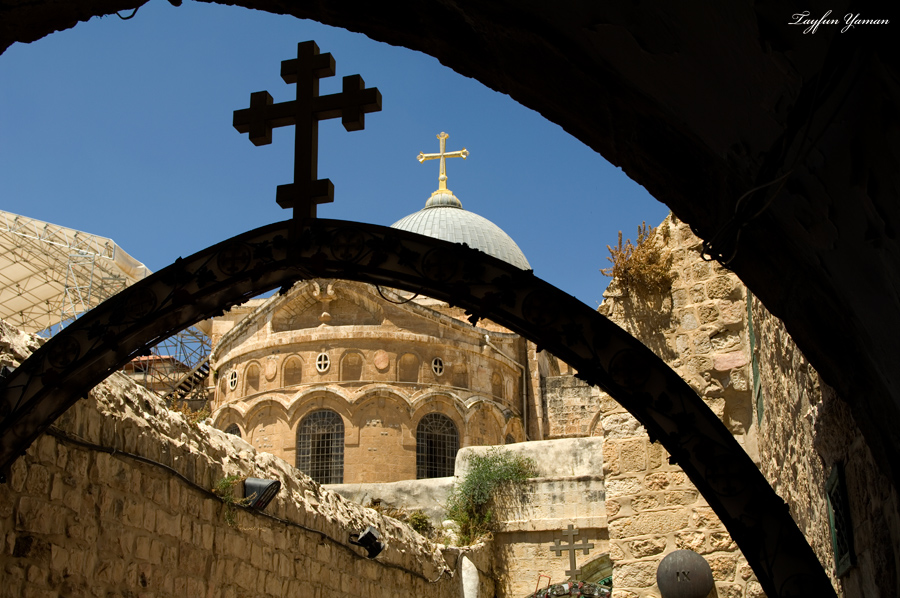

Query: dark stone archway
left=0, top=219, right=835, bottom=597
left=2, top=1, right=898, bottom=502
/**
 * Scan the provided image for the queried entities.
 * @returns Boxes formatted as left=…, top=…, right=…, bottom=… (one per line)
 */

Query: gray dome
left=391, top=190, right=531, bottom=270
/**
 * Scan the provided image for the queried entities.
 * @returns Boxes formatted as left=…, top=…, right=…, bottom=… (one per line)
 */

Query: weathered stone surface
left=616, top=560, right=659, bottom=588
left=601, top=413, right=645, bottom=439
left=608, top=509, right=690, bottom=537
left=628, top=537, right=666, bottom=558
left=0, top=326, right=459, bottom=598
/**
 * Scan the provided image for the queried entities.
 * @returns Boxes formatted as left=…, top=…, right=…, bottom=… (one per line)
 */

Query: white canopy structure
left=0, top=209, right=151, bottom=334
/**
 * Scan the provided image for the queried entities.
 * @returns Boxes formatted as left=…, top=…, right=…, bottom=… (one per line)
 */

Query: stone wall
left=541, top=376, right=603, bottom=439
left=0, top=321, right=472, bottom=598
left=332, top=438, right=610, bottom=598
left=751, top=296, right=900, bottom=597
left=457, top=440, right=608, bottom=598
left=596, top=215, right=760, bottom=598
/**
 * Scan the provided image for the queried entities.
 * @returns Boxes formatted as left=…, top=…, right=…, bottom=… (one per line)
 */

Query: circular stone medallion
left=373, top=350, right=390, bottom=371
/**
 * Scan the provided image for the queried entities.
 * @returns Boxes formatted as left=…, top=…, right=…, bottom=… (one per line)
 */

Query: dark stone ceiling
left=3, top=0, right=899, bottom=493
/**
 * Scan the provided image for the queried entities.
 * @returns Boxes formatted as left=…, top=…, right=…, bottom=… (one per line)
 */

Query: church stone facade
left=209, top=279, right=538, bottom=484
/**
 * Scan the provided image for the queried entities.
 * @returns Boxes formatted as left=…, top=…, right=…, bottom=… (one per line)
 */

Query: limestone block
left=609, top=542, right=627, bottom=561
left=692, top=333, right=712, bottom=354
left=746, top=580, right=765, bottom=597
left=601, top=413, right=644, bottom=439
left=713, top=351, right=749, bottom=371
left=628, top=537, right=667, bottom=557
left=606, top=477, right=643, bottom=496
left=630, top=494, right=660, bottom=512
left=699, top=303, right=719, bottom=324
left=24, top=464, right=50, bottom=496
left=708, top=555, right=737, bottom=581
left=619, top=439, right=648, bottom=472
left=616, top=559, right=659, bottom=588
left=685, top=355, right=713, bottom=375
left=49, top=543, right=68, bottom=571
left=16, top=497, right=67, bottom=535
left=674, top=531, right=706, bottom=552
left=606, top=500, right=621, bottom=517
left=648, top=443, right=666, bottom=470
left=608, top=509, right=690, bottom=537
left=680, top=311, right=699, bottom=331
left=692, top=262, right=713, bottom=282
left=664, top=490, right=699, bottom=506
left=691, top=507, right=725, bottom=530
left=716, top=582, right=743, bottom=597
left=707, top=276, right=737, bottom=299
left=643, top=472, right=675, bottom=491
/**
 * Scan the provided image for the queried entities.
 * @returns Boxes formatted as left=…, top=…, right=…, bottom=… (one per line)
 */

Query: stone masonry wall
left=751, top=297, right=900, bottom=597
left=0, top=321, right=474, bottom=598
left=457, top=440, right=608, bottom=598
left=597, top=215, right=761, bottom=598
left=542, top=376, right=603, bottom=439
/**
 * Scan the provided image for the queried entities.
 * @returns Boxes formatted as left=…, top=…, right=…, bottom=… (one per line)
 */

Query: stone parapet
left=0, top=322, right=462, bottom=598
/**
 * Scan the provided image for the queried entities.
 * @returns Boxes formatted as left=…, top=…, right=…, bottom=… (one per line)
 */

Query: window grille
left=431, top=357, right=444, bottom=376
left=224, top=424, right=241, bottom=438
left=316, top=353, right=330, bottom=373
left=826, top=463, right=855, bottom=576
left=416, top=413, right=459, bottom=479
left=296, top=410, right=344, bottom=484
left=228, top=370, right=238, bottom=390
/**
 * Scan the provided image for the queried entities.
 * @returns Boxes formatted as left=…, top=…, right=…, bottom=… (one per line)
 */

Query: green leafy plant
left=212, top=474, right=250, bottom=527
left=445, top=448, right=537, bottom=545
left=407, top=510, right=434, bottom=536
left=601, top=222, right=672, bottom=296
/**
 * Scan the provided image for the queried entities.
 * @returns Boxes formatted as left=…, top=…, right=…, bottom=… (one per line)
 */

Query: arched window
left=224, top=424, right=241, bottom=438
left=283, top=356, right=303, bottom=387
left=491, top=372, right=504, bottom=400
left=296, top=410, right=344, bottom=484
left=341, top=352, right=363, bottom=381
left=245, top=363, right=260, bottom=394
left=398, top=353, right=419, bottom=383
left=416, top=413, right=459, bottom=479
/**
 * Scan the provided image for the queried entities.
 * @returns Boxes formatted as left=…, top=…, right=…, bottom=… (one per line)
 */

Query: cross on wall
left=233, top=41, right=382, bottom=219
left=550, top=524, right=595, bottom=580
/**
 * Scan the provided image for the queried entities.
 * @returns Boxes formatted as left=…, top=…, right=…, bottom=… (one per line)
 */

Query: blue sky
left=0, top=1, right=667, bottom=308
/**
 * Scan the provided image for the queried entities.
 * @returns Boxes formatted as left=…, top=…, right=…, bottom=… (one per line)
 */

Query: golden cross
left=417, top=132, right=469, bottom=191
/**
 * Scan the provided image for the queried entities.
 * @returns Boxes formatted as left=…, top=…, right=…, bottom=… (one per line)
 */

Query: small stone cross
left=417, top=132, right=468, bottom=191
left=550, top=524, right=595, bottom=580
left=233, top=40, right=382, bottom=219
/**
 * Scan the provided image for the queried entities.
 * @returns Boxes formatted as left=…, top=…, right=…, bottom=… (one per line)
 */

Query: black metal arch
left=0, top=219, right=834, bottom=598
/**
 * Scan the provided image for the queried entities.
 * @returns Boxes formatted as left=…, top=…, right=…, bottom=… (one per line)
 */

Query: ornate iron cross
left=233, top=41, right=382, bottom=219
left=417, top=132, right=468, bottom=191
left=550, top=524, right=595, bottom=580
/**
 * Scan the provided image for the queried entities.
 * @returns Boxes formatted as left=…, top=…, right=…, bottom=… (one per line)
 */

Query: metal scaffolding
left=0, top=209, right=211, bottom=404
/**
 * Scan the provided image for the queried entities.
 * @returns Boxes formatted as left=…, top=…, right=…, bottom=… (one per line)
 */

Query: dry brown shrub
left=601, top=222, right=672, bottom=296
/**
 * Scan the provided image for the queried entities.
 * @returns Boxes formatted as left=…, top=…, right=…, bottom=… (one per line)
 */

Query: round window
left=228, top=370, right=238, bottom=390
left=431, top=357, right=444, bottom=376
left=316, top=353, right=331, bottom=373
